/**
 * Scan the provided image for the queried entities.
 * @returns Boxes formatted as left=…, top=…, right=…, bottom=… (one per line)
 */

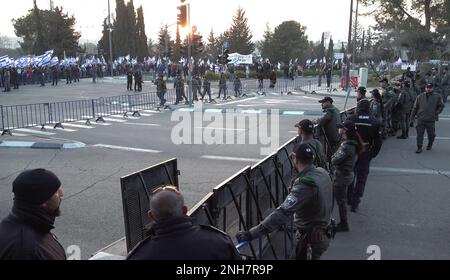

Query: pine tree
left=135, top=6, right=148, bottom=61
left=126, top=0, right=137, bottom=56
left=99, top=17, right=114, bottom=58
left=113, top=0, right=128, bottom=56
left=157, top=25, right=172, bottom=59
left=33, top=0, right=46, bottom=54
left=172, top=25, right=182, bottom=62
left=225, top=7, right=254, bottom=54
left=148, top=38, right=156, bottom=57
left=326, top=36, right=334, bottom=63
left=206, top=29, right=219, bottom=61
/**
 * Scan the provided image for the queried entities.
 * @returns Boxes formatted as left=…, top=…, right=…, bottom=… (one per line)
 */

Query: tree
left=98, top=18, right=114, bottom=58
left=326, top=36, right=334, bottom=63
left=126, top=0, right=137, bottom=56
left=206, top=29, right=220, bottom=61
left=135, top=6, right=148, bottom=61
left=173, top=25, right=182, bottom=62
left=313, top=32, right=326, bottom=65
left=157, top=25, right=172, bottom=58
left=224, top=7, right=254, bottom=54
left=13, top=3, right=81, bottom=56
left=148, top=38, right=156, bottom=57
left=259, top=21, right=309, bottom=64
left=113, top=0, right=128, bottom=57
left=259, top=23, right=274, bottom=60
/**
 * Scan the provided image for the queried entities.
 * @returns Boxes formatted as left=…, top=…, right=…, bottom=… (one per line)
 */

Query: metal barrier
left=120, top=158, right=179, bottom=252
left=0, top=89, right=177, bottom=135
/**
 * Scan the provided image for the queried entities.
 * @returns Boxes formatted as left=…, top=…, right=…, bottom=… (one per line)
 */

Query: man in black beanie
left=0, top=169, right=66, bottom=260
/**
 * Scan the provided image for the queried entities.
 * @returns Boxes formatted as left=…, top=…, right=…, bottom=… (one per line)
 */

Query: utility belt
left=297, top=219, right=336, bottom=242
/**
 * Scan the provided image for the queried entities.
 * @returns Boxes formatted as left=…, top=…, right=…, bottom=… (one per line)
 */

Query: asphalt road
left=1, top=81, right=449, bottom=260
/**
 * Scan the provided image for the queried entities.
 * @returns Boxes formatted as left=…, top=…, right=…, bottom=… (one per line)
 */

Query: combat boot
left=416, top=146, right=423, bottom=154
left=335, top=221, right=349, bottom=232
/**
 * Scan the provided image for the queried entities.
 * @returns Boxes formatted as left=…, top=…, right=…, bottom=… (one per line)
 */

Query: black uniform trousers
left=348, top=150, right=372, bottom=206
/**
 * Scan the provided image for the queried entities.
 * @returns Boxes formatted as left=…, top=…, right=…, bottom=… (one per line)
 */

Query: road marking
left=283, top=111, right=305, bottom=116
left=409, top=136, right=450, bottom=140
left=101, top=117, right=128, bottom=123
left=62, top=123, right=94, bottom=129
left=75, top=120, right=112, bottom=126
left=240, top=109, right=262, bottom=114
left=63, top=142, right=87, bottom=149
left=123, top=123, right=161, bottom=127
left=142, top=110, right=161, bottom=114
left=15, top=128, right=56, bottom=136
left=178, top=108, right=195, bottom=112
left=54, top=127, right=77, bottom=132
left=0, top=141, right=34, bottom=148
left=138, top=113, right=153, bottom=117
left=8, top=133, right=30, bottom=137
left=109, top=115, right=140, bottom=120
left=195, top=127, right=247, bottom=131
left=214, top=97, right=258, bottom=106
left=204, top=109, right=224, bottom=113
left=201, top=155, right=260, bottom=163
left=371, top=166, right=450, bottom=176
left=92, top=144, right=162, bottom=154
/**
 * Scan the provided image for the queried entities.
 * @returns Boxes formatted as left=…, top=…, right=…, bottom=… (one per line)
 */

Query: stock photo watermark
left=170, top=103, right=280, bottom=156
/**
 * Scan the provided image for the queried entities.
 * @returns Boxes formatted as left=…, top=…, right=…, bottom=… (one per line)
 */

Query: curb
left=0, top=141, right=86, bottom=150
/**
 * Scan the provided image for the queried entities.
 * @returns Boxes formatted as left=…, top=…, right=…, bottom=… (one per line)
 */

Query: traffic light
left=177, top=4, right=187, bottom=27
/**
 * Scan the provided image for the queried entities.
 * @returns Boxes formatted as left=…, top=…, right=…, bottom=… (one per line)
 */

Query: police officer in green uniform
left=155, top=74, right=167, bottom=107
left=332, top=120, right=363, bottom=232
left=236, top=143, right=334, bottom=260
left=410, top=83, right=445, bottom=153
left=295, top=119, right=328, bottom=171
left=397, top=80, right=416, bottom=139
left=315, top=97, right=341, bottom=158
left=380, top=78, right=396, bottom=137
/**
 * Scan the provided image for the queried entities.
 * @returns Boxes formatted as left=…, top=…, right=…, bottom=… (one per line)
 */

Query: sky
left=0, top=0, right=375, bottom=46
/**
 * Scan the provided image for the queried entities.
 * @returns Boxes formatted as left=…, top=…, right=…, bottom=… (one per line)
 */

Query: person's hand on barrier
left=236, top=231, right=253, bottom=243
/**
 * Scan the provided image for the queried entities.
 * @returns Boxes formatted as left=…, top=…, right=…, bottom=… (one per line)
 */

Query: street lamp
left=108, top=0, right=114, bottom=77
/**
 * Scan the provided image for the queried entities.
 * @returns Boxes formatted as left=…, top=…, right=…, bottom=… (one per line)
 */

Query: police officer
left=155, top=74, right=167, bottom=107
left=0, top=169, right=66, bottom=260
left=218, top=73, right=227, bottom=99
left=410, top=83, right=445, bottom=153
left=202, top=75, right=213, bottom=102
left=192, top=75, right=200, bottom=101
left=127, top=186, right=241, bottom=260
left=380, top=78, right=396, bottom=136
left=174, top=74, right=188, bottom=105
left=440, top=67, right=449, bottom=103
left=51, top=66, right=59, bottom=86
left=357, top=87, right=368, bottom=102
left=126, top=67, right=133, bottom=91
left=396, top=80, right=416, bottom=139
left=332, top=120, right=363, bottom=232
left=236, top=143, right=334, bottom=260
left=234, top=76, right=242, bottom=97
left=346, top=99, right=383, bottom=212
left=295, top=119, right=328, bottom=171
left=315, top=97, right=341, bottom=158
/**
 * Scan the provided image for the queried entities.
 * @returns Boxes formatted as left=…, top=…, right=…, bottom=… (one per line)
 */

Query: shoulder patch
left=299, top=176, right=317, bottom=187
left=282, top=194, right=298, bottom=209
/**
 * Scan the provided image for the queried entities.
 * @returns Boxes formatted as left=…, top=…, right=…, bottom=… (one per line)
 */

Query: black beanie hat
left=13, top=169, right=61, bottom=205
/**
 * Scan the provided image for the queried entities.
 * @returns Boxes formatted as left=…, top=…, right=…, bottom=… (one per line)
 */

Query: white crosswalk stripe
left=75, top=120, right=112, bottom=126
left=15, top=128, right=56, bottom=136
left=101, top=117, right=128, bottom=123
left=54, top=127, right=77, bottom=132
left=62, top=123, right=94, bottom=129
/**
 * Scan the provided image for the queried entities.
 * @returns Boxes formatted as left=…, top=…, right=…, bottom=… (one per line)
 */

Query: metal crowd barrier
left=0, top=89, right=177, bottom=135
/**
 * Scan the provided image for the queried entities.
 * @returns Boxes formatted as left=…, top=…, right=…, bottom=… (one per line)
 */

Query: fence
left=1, top=76, right=343, bottom=136
left=111, top=83, right=354, bottom=259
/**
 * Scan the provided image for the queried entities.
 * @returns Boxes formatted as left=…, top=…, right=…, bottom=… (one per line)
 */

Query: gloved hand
left=236, top=231, right=253, bottom=243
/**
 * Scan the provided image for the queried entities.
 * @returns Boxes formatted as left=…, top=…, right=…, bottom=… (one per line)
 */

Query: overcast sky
left=1, top=0, right=375, bottom=45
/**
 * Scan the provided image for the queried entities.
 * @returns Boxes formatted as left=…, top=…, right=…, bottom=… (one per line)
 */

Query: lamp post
left=346, top=0, right=354, bottom=90
left=108, top=0, right=114, bottom=77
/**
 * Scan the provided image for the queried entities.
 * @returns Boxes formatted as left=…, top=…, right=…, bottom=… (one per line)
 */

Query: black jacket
left=0, top=202, right=66, bottom=260
left=127, top=216, right=242, bottom=260
left=347, top=113, right=382, bottom=159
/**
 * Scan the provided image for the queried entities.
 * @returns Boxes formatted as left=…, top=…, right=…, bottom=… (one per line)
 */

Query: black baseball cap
left=337, top=120, right=357, bottom=133
left=293, top=143, right=315, bottom=160
left=295, top=119, right=314, bottom=133
left=318, top=97, right=334, bottom=104
left=426, top=83, right=433, bottom=88
left=358, top=87, right=367, bottom=95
